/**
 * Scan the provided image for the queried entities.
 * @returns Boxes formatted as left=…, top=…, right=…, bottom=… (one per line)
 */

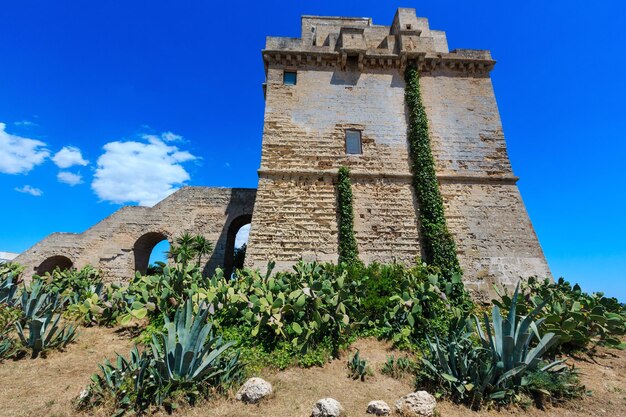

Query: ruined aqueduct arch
left=15, top=187, right=256, bottom=282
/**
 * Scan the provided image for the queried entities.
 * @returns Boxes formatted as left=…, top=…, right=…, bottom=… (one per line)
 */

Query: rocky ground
left=0, top=327, right=624, bottom=417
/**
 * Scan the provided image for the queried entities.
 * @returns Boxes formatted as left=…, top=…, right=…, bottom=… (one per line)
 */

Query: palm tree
left=191, top=235, right=213, bottom=268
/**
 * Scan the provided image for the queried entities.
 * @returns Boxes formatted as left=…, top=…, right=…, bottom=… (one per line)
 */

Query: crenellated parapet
left=263, top=8, right=495, bottom=75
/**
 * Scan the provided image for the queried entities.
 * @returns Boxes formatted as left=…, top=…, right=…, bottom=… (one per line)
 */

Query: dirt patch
left=1, top=330, right=625, bottom=417
left=0, top=326, right=134, bottom=417
left=196, top=338, right=414, bottom=417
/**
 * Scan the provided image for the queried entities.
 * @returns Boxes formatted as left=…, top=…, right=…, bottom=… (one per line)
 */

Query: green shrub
left=380, top=267, right=454, bottom=348
left=381, top=355, right=419, bottom=380
left=494, top=277, right=626, bottom=352
left=42, top=265, right=101, bottom=297
left=201, top=262, right=364, bottom=355
left=0, top=305, right=20, bottom=360
left=119, top=262, right=209, bottom=324
left=219, top=325, right=332, bottom=373
left=65, top=283, right=125, bottom=326
left=190, top=260, right=467, bottom=362
left=522, top=366, right=585, bottom=408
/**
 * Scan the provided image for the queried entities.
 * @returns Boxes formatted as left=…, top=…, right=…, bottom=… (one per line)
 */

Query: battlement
left=264, top=8, right=494, bottom=74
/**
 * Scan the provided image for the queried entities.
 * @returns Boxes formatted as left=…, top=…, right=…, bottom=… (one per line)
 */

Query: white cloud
left=14, top=185, right=43, bottom=196
left=57, top=171, right=83, bottom=186
left=14, top=120, right=38, bottom=127
left=0, top=122, right=49, bottom=174
left=142, top=131, right=182, bottom=143
left=92, top=132, right=196, bottom=207
left=52, top=146, right=89, bottom=168
left=235, top=224, right=251, bottom=248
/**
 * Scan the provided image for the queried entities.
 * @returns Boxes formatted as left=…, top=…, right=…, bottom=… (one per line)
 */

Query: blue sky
left=1, top=1, right=624, bottom=300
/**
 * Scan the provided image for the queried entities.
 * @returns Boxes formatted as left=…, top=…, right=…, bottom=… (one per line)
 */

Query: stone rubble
left=235, top=377, right=273, bottom=404
left=311, top=398, right=346, bottom=417
left=395, top=391, right=437, bottom=417
left=366, top=399, right=391, bottom=415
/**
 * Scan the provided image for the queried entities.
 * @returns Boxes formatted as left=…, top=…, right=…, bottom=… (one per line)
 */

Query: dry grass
left=0, top=326, right=134, bottom=417
left=0, top=327, right=625, bottom=417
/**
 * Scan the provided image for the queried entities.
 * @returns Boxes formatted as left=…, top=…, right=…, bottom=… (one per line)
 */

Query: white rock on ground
left=395, top=391, right=437, bottom=417
left=235, top=377, right=273, bottom=404
left=311, top=398, right=346, bottom=417
left=366, top=399, right=391, bottom=415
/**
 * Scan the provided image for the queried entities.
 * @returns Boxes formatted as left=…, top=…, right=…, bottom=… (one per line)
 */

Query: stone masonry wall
left=245, top=65, right=423, bottom=270
left=420, top=70, right=551, bottom=298
left=14, top=187, right=256, bottom=282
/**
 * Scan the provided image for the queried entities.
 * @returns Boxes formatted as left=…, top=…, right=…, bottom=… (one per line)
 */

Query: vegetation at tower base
left=493, top=277, right=626, bottom=353
left=1, top=257, right=625, bottom=414
left=336, top=166, right=361, bottom=266
left=416, top=303, right=576, bottom=408
left=77, top=301, right=244, bottom=415
left=404, top=66, right=463, bottom=298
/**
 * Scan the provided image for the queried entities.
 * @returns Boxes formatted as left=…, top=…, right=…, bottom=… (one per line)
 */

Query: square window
left=345, top=130, right=362, bottom=155
left=283, top=71, right=297, bottom=85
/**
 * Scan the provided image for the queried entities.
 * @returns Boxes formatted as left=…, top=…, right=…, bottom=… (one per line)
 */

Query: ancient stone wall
left=245, top=62, right=423, bottom=270
left=14, top=187, right=256, bottom=282
left=419, top=71, right=550, bottom=297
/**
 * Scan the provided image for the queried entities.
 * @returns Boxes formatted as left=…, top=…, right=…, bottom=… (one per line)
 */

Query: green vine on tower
left=404, top=66, right=462, bottom=291
left=337, top=166, right=360, bottom=266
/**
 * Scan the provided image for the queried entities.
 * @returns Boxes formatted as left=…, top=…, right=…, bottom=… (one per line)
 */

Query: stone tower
left=245, top=8, right=550, bottom=297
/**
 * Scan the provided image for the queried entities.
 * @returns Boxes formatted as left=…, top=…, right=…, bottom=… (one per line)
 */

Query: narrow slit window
left=345, top=130, right=362, bottom=155
left=283, top=71, right=297, bottom=85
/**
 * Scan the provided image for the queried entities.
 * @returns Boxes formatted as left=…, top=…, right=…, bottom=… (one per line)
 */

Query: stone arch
left=223, top=214, right=252, bottom=278
left=36, top=255, right=73, bottom=276
left=133, top=231, right=170, bottom=275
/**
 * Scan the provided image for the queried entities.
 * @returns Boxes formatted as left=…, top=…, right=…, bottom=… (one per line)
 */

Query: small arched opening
left=223, top=215, right=252, bottom=278
left=36, top=255, right=73, bottom=276
left=134, top=232, right=169, bottom=275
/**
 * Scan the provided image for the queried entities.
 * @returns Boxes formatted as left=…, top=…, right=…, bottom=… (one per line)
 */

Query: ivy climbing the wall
left=337, top=166, right=360, bottom=266
left=404, top=66, right=464, bottom=296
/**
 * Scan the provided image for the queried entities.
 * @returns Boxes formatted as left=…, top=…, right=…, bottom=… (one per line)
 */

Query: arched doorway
left=223, top=215, right=252, bottom=277
left=36, top=255, right=73, bottom=276
left=134, top=232, right=169, bottom=275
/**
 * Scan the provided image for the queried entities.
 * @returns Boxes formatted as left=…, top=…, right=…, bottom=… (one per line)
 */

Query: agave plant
left=18, top=279, right=59, bottom=324
left=494, top=277, right=626, bottom=351
left=347, top=349, right=370, bottom=381
left=0, top=271, right=19, bottom=305
left=15, top=311, right=77, bottom=357
left=420, top=315, right=494, bottom=404
left=150, top=300, right=239, bottom=384
left=475, top=283, right=560, bottom=383
left=420, top=285, right=566, bottom=407
left=0, top=336, right=15, bottom=360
